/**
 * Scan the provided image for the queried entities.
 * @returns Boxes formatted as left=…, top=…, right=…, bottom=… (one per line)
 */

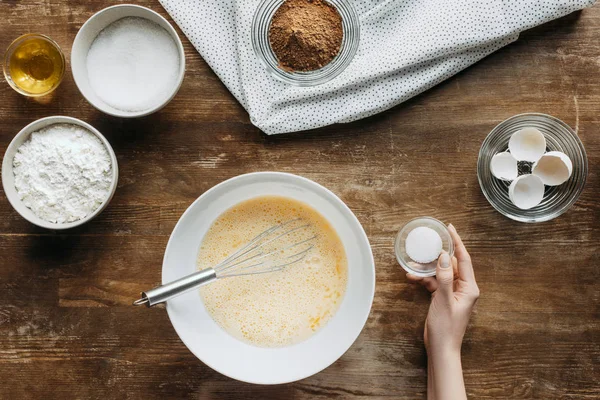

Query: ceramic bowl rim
left=162, top=172, right=376, bottom=384
left=71, top=4, right=186, bottom=118
left=1, top=116, right=119, bottom=230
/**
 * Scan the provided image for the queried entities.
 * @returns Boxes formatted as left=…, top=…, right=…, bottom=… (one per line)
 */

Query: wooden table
left=1, top=1, right=598, bottom=398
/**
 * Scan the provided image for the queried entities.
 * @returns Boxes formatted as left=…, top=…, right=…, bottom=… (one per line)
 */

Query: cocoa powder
left=269, top=0, right=343, bottom=72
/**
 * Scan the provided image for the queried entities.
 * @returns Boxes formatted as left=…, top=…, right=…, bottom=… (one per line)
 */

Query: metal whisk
left=133, top=219, right=316, bottom=307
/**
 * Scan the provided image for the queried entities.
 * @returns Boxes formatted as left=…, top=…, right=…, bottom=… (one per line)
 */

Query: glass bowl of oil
left=3, top=33, right=65, bottom=97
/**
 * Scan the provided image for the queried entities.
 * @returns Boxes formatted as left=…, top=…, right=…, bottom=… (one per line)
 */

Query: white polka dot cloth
left=159, top=0, right=595, bottom=134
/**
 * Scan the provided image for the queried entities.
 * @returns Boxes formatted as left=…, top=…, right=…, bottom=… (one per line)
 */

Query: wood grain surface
left=1, top=1, right=599, bottom=399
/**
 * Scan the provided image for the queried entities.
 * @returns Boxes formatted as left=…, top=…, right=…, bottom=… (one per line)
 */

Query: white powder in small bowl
left=405, top=226, right=443, bottom=264
left=12, top=124, right=113, bottom=224
left=86, top=17, right=180, bottom=112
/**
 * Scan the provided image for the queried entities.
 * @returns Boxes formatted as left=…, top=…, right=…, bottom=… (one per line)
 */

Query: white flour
left=13, top=124, right=113, bottom=224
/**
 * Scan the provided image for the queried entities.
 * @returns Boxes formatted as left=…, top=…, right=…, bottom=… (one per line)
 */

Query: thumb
left=435, top=251, right=454, bottom=302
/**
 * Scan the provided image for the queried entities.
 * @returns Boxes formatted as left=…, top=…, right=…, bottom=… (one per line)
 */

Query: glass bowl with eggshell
left=395, top=217, right=454, bottom=277
left=478, top=113, right=588, bottom=223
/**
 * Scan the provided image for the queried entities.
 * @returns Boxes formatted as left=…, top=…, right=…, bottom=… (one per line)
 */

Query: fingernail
left=448, top=223, right=455, bottom=232
left=440, top=252, right=451, bottom=269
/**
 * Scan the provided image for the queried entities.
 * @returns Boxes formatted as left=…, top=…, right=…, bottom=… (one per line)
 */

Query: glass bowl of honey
left=3, top=33, right=65, bottom=97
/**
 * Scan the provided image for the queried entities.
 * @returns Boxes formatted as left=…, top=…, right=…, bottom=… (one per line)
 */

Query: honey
left=4, top=34, right=65, bottom=96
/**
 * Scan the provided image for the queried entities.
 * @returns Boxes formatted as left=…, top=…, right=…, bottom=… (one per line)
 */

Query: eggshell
left=508, top=128, right=546, bottom=162
left=490, top=152, right=518, bottom=181
left=508, top=174, right=545, bottom=210
left=532, top=151, right=573, bottom=186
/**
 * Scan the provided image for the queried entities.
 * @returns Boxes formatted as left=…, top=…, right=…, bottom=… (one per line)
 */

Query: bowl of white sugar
left=2, top=116, right=118, bottom=230
left=71, top=5, right=185, bottom=118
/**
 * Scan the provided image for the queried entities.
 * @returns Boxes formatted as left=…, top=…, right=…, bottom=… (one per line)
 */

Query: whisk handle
left=134, top=268, right=218, bottom=307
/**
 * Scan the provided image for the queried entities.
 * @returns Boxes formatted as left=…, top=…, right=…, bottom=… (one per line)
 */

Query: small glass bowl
left=395, top=217, right=454, bottom=277
left=477, top=113, right=588, bottom=223
left=251, top=0, right=360, bottom=86
left=3, top=33, right=65, bottom=97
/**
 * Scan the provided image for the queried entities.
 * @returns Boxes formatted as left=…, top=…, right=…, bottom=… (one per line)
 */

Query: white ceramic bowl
left=1, top=116, right=119, bottom=230
left=163, top=172, right=375, bottom=384
left=71, top=4, right=186, bottom=118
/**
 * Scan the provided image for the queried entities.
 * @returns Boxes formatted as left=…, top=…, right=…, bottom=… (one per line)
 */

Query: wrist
left=427, top=346, right=466, bottom=400
left=427, top=341, right=461, bottom=359
left=427, top=344, right=461, bottom=367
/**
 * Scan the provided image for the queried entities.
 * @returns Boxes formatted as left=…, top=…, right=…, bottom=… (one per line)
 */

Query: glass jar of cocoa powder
left=252, top=0, right=360, bottom=86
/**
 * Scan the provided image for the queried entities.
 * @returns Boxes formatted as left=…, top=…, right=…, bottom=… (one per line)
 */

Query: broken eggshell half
left=508, top=127, right=546, bottom=162
left=532, top=151, right=573, bottom=186
left=508, top=174, right=545, bottom=210
left=490, top=152, right=518, bottom=181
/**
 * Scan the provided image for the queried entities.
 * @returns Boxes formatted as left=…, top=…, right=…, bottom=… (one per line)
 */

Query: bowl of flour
left=2, top=116, right=118, bottom=229
left=71, top=5, right=185, bottom=118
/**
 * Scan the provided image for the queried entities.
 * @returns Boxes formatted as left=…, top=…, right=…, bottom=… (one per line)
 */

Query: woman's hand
left=406, top=224, right=479, bottom=400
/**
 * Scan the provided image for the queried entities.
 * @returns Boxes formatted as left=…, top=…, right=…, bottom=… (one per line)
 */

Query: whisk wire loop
left=214, top=219, right=299, bottom=273
left=134, top=219, right=317, bottom=306
left=215, top=219, right=316, bottom=278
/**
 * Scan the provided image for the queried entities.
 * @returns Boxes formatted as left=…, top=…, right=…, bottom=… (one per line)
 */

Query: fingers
left=406, top=273, right=438, bottom=293
left=421, top=278, right=438, bottom=293
left=448, top=223, right=470, bottom=262
left=448, top=224, right=476, bottom=284
left=435, top=251, right=454, bottom=303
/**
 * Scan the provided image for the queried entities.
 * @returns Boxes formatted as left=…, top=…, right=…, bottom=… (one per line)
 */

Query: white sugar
left=405, top=227, right=443, bottom=264
left=13, top=124, right=113, bottom=224
left=86, top=17, right=180, bottom=112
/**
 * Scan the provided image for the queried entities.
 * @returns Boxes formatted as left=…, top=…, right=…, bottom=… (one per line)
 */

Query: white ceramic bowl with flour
left=163, top=172, right=375, bottom=384
left=71, top=5, right=185, bottom=118
left=1, top=116, right=118, bottom=230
